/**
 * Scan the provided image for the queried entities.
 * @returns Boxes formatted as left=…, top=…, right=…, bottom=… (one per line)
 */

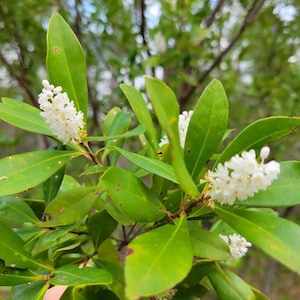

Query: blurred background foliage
left=1, top=0, right=300, bottom=298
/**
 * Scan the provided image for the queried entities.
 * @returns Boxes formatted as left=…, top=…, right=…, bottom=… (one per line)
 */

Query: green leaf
left=145, top=77, right=199, bottom=197
left=0, top=220, right=49, bottom=270
left=125, top=216, right=193, bottom=298
left=215, top=117, right=300, bottom=165
left=185, top=79, right=228, bottom=180
left=43, top=165, right=66, bottom=203
left=0, top=260, right=44, bottom=286
left=177, top=259, right=214, bottom=289
left=173, top=285, right=209, bottom=299
left=101, top=167, right=166, bottom=223
left=47, top=13, right=88, bottom=117
left=190, top=230, right=231, bottom=261
left=110, top=146, right=178, bottom=183
left=42, top=187, right=101, bottom=226
left=103, top=110, right=131, bottom=166
left=0, top=98, right=53, bottom=136
left=215, top=206, right=300, bottom=273
left=59, top=175, right=80, bottom=193
left=208, top=264, right=255, bottom=300
left=95, top=256, right=125, bottom=300
left=236, top=161, right=300, bottom=207
left=50, top=265, right=112, bottom=286
left=251, top=287, right=270, bottom=300
left=12, top=280, right=50, bottom=300
left=120, top=84, right=158, bottom=150
left=105, top=199, right=135, bottom=226
left=80, top=165, right=108, bottom=176
left=0, top=197, right=39, bottom=224
left=87, top=210, right=118, bottom=249
left=0, top=150, right=80, bottom=197
left=32, top=225, right=78, bottom=257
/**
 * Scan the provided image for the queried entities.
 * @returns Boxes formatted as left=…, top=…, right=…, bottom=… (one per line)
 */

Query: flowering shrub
left=1, top=13, right=300, bottom=300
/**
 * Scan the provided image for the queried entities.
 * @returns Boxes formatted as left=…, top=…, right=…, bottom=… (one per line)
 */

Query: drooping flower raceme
left=219, top=233, right=252, bottom=260
left=203, top=146, right=280, bottom=205
left=159, top=110, right=193, bottom=148
left=38, top=80, right=85, bottom=144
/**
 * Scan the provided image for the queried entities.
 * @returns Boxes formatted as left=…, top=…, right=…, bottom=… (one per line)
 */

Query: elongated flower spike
left=203, top=146, right=280, bottom=205
left=38, top=80, right=85, bottom=144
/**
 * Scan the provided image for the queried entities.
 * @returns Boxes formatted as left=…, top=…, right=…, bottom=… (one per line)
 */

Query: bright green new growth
left=1, top=12, right=300, bottom=300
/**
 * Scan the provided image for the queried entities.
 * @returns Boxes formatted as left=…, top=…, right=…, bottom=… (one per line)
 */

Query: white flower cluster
left=159, top=110, right=193, bottom=148
left=204, top=146, right=280, bottom=205
left=219, top=233, right=252, bottom=260
left=38, top=80, right=85, bottom=144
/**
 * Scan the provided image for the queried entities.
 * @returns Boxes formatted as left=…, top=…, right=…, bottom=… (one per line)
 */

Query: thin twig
left=204, top=0, right=225, bottom=28
left=0, top=49, right=37, bottom=106
left=179, top=0, right=266, bottom=106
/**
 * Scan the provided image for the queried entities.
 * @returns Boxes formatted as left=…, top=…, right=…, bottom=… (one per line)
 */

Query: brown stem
left=139, top=0, right=155, bottom=76
left=74, top=0, right=83, bottom=43
left=82, top=143, right=101, bottom=165
left=119, top=196, right=206, bottom=250
left=204, top=0, right=225, bottom=28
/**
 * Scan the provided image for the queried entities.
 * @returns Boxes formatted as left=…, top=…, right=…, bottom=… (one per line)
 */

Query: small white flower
left=159, top=110, right=193, bottom=148
left=260, top=146, right=270, bottom=160
left=219, top=233, right=252, bottom=260
left=204, top=147, right=280, bottom=205
left=38, top=80, right=85, bottom=144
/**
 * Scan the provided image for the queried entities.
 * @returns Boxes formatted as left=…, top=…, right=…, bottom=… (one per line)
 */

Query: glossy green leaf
left=94, top=241, right=124, bottom=299
left=105, top=199, right=135, bottom=226
left=177, top=260, right=214, bottom=289
left=236, top=161, right=300, bottom=207
left=0, top=98, right=53, bottom=136
left=125, top=216, right=193, bottom=298
left=42, top=187, right=101, bottom=226
left=173, top=285, right=209, bottom=299
left=59, top=175, right=81, bottom=193
left=145, top=77, right=199, bottom=197
left=101, top=167, right=166, bottom=223
left=0, top=260, right=44, bottom=286
left=0, top=220, right=49, bottom=270
left=87, top=210, right=118, bottom=249
left=103, top=110, right=131, bottom=166
left=185, top=79, right=228, bottom=180
left=110, top=146, right=178, bottom=183
left=251, top=287, right=270, bottom=300
left=0, top=150, right=80, bottom=197
left=62, top=286, right=119, bottom=300
left=32, top=225, right=78, bottom=257
left=208, top=264, right=255, bottom=300
left=190, top=230, right=231, bottom=260
left=12, top=280, right=50, bottom=300
left=50, top=265, right=112, bottom=286
left=215, top=117, right=300, bottom=165
left=215, top=206, right=300, bottom=273
left=47, top=13, right=88, bottom=117
left=80, top=165, right=108, bottom=176
left=43, top=165, right=66, bottom=203
left=0, top=197, right=39, bottom=224
left=120, top=84, right=158, bottom=150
